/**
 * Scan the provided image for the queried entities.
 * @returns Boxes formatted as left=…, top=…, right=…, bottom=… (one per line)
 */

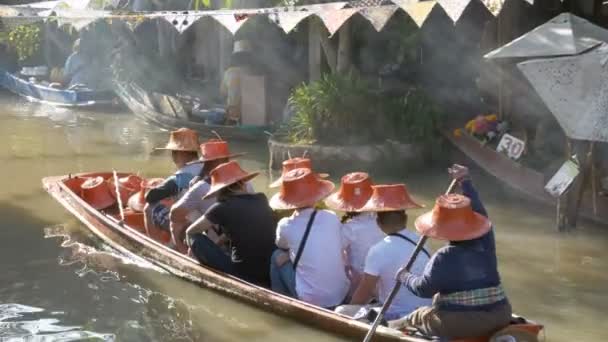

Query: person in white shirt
left=324, top=172, right=384, bottom=292
left=336, top=184, right=432, bottom=321
left=270, top=168, right=350, bottom=308
left=169, top=139, right=245, bottom=253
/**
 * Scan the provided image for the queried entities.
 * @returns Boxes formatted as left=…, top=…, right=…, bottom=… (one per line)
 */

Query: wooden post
left=319, top=28, right=337, bottom=74
left=564, top=140, right=593, bottom=230
left=308, top=19, right=322, bottom=82
left=337, top=21, right=352, bottom=74
left=556, top=138, right=572, bottom=232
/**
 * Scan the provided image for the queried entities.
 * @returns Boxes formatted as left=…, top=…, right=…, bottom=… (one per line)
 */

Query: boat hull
left=42, top=172, right=416, bottom=342
left=445, top=130, right=608, bottom=225
left=0, top=71, right=117, bottom=108
left=114, top=82, right=269, bottom=141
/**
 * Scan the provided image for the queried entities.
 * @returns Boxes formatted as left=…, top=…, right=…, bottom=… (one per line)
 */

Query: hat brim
left=154, top=146, right=200, bottom=152
left=360, top=200, right=424, bottom=212
left=200, top=152, right=246, bottom=162
left=269, top=179, right=335, bottom=210
left=269, top=172, right=330, bottom=188
left=414, top=210, right=491, bottom=241
left=324, top=192, right=368, bottom=212
left=202, top=172, right=260, bottom=200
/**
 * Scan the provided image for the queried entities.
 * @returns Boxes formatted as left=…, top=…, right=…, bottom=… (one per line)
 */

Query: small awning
left=485, top=13, right=608, bottom=59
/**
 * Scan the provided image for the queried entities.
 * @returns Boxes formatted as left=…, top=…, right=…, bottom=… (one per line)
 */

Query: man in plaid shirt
left=393, top=165, right=512, bottom=339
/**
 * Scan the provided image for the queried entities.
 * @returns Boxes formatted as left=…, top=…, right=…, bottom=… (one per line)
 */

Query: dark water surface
left=1, top=92, right=607, bottom=341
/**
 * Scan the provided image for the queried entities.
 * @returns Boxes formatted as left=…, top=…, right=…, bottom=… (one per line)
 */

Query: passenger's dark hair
left=217, top=180, right=245, bottom=201
left=377, top=210, right=407, bottom=230
left=341, top=212, right=362, bottom=224
left=198, top=158, right=229, bottom=179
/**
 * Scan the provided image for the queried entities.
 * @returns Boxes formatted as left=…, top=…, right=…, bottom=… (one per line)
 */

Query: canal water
left=1, top=92, right=607, bottom=341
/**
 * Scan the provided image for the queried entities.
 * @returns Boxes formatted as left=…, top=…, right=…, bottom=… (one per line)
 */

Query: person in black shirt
left=185, top=161, right=276, bottom=287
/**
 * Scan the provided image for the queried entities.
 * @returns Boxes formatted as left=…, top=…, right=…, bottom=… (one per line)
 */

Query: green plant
left=284, top=72, right=375, bottom=144
left=192, top=0, right=233, bottom=10
left=7, top=24, right=41, bottom=62
left=281, top=73, right=442, bottom=148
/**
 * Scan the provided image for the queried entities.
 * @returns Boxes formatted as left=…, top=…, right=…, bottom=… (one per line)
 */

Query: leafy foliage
left=281, top=73, right=442, bottom=146
left=7, top=25, right=41, bottom=62
left=192, top=0, right=233, bottom=10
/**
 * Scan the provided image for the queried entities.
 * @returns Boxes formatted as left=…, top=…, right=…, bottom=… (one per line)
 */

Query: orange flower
left=453, top=128, right=463, bottom=137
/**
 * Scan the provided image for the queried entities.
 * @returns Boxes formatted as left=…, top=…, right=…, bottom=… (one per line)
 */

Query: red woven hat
left=415, top=194, right=491, bottom=241
left=127, top=178, right=164, bottom=212
left=270, top=168, right=335, bottom=210
left=155, top=128, right=200, bottom=152
left=360, top=184, right=423, bottom=212
left=269, top=157, right=328, bottom=188
left=108, top=174, right=143, bottom=205
left=203, top=161, right=259, bottom=199
left=199, top=139, right=245, bottom=162
left=80, top=176, right=117, bottom=210
left=325, top=172, right=374, bottom=212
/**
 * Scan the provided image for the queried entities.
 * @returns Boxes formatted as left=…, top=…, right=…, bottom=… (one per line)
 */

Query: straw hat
left=199, top=139, right=244, bottom=162
left=269, top=157, right=329, bottom=188
left=107, top=174, right=143, bottom=204
left=325, top=172, right=374, bottom=212
left=269, top=168, right=335, bottom=210
left=233, top=40, right=252, bottom=54
left=415, top=194, right=491, bottom=242
left=360, top=184, right=423, bottom=212
left=155, top=128, right=200, bottom=152
left=80, top=176, right=117, bottom=210
left=127, top=178, right=164, bottom=212
left=202, top=161, right=259, bottom=199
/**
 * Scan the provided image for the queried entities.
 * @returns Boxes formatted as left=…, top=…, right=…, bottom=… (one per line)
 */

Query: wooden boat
left=0, top=70, right=117, bottom=109
left=444, top=130, right=608, bottom=225
left=43, top=172, right=543, bottom=342
left=114, top=82, right=269, bottom=141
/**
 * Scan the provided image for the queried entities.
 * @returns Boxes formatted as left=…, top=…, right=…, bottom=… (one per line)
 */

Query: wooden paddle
left=112, top=169, right=126, bottom=224
left=362, top=179, right=458, bottom=342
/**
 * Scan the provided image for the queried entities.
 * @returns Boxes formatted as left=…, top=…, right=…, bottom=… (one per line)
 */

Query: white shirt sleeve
left=275, top=218, right=290, bottom=249
left=341, top=222, right=353, bottom=255
left=363, top=244, right=383, bottom=277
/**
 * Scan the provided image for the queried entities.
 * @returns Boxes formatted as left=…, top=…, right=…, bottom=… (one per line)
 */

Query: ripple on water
left=0, top=303, right=116, bottom=341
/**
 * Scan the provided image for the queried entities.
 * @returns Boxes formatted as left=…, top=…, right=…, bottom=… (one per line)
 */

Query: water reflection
left=2, top=93, right=608, bottom=341
left=0, top=303, right=115, bottom=342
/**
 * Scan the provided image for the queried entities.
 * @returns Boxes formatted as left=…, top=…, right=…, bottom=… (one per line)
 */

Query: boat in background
left=0, top=70, right=118, bottom=109
left=43, top=171, right=543, bottom=342
left=444, top=129, right=608, bottom=225
left=114, top=81, right=269, bottom=141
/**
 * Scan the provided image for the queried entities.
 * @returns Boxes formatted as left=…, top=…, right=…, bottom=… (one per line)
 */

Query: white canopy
left=485, top=13, right=608, bottom=59
left=518, top=43, right=608, bottom=142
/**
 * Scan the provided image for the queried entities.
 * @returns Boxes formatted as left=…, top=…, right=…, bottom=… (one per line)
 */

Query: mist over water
left=1, top=92, right=608, bottom=341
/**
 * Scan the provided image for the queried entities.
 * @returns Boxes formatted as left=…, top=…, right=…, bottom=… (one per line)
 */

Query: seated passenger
left=392, top=164, right=512, bottom=339
left=324, top=172, right=384, bottom=292
left=336, top=184, right=431, bottom=320
left=270, top=168, right=350, bottom=308
left=144, top=128, right=202, bottom=241
left=185, top=161, right=276, bottom=287
left=170, top=139, right=247, bottom=253
left=63, top=39, right=87, bottom=87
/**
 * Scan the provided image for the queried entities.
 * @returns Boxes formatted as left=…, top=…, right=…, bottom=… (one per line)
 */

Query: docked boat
left=114, top=82, right=269, bottom=141
left=0, top=70, right=118, bottom=109
left=43, top=171, right=543, bottom=342
left=444, top=130, right=608, bottom=225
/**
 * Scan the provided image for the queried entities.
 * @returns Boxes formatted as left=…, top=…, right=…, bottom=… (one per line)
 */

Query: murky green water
left=1, top=91, right=607, bottom=341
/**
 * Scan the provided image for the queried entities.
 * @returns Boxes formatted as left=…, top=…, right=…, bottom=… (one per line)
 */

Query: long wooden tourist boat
left=43, top=172, right=543, bottom=342
left=0, top=70, right=117, bottom=109
left=444, top=130, right=608, bottom=225
left=114, top=82, right=269, bottom=141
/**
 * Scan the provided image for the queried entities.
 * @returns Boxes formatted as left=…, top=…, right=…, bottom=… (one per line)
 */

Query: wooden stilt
left=564, top=141, right=593, bottom=230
